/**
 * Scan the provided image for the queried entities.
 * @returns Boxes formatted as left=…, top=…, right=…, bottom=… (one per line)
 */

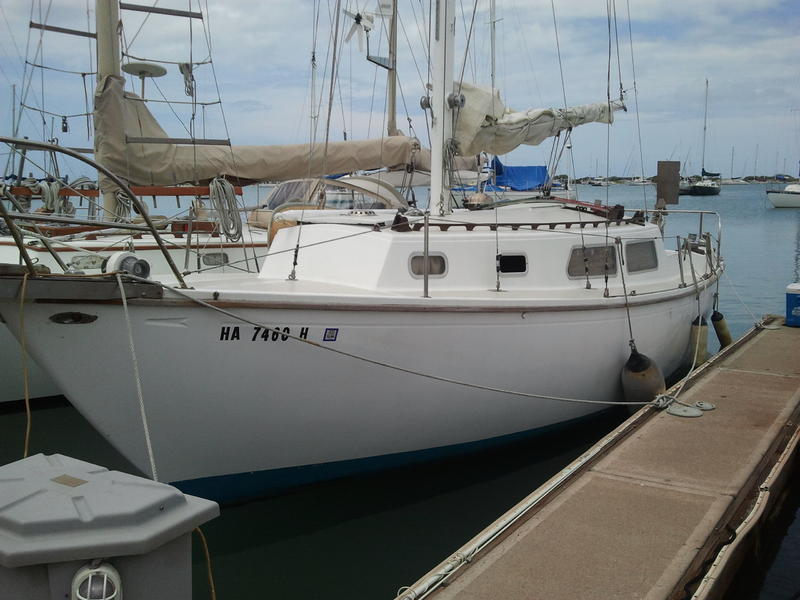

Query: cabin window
left=625, top=241, right=658, bottom=273
left=498, top=254, right=527, bottom=274
left=409, top=254, right=447, bottom=277
left=202, top=252, right=230, bottom=267
left=567, top=245, right=617, bottom=278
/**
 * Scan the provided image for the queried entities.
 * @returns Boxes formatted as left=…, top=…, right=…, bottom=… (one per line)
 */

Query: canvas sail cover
left=453, top=82, right=625, bottom=156
left=94, top=75, right=423, bottom=189
left=701, top=168, right=720, bottom=178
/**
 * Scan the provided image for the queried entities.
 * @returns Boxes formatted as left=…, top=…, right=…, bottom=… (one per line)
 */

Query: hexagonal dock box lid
left=0, top=454, right=219, bottom=568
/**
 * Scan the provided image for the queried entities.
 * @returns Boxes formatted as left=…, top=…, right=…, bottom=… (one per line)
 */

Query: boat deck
left=397, top=317, right=800, bottom=600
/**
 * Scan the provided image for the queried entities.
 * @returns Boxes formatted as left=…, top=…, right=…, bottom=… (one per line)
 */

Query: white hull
left=767, top=185, right=800, bottom=208
left=0, top=324, right=61, bottom=402
left=0, top=278, right=716, bottom=494
left=0, top=230, right=268, bottom=403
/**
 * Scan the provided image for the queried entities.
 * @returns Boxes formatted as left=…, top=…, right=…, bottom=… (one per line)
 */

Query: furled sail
left=94, top=75, right=423, bottom=188
left=453, top=82, right=625, bottom=156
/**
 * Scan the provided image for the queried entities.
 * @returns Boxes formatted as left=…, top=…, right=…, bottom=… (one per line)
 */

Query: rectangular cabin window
left=498, top=254, right=527, bottom=274
left=625, top=240, right=658, bottom=273
left=567, top=245, right=617, bottom=278
left=410, top=254, right=447, bottom=278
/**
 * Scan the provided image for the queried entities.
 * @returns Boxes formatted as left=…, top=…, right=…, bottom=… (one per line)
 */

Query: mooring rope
left=720, top=268, right=766, bottom=328
left=19, top=272, right=32, bottom=458
left=116, top=273, right=159, bottom=481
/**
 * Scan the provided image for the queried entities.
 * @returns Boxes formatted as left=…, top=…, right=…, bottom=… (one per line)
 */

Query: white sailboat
left=767, top=184, right=800, bottom=208
left=0, top=0, right=723, bottom=501
left=766, top=161, right=800, bottom=207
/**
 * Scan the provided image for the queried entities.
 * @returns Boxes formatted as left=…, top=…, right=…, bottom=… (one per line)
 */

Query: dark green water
left=1, top=183, right=798, bottom=599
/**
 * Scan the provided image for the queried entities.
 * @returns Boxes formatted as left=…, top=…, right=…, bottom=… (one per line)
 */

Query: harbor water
left=0, top=183, right=798, bottom=599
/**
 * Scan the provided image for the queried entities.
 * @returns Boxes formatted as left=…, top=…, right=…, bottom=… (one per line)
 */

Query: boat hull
left=0, top=280, right=716, bottom=500
left=688, top=184, right=721, bottom=196
left=767, top=190, right=800, bottom=208
left=0, top=236, right=267, bottom=402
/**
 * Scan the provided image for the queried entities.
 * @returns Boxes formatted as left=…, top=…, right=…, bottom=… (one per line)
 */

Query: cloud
left=0, top=0, right=798, bottom=179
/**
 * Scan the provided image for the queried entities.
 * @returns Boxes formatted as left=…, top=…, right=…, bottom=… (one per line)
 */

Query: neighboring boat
left=627, top=177, right=651, bottom=186
left=767, top=183, right=800, bottom=208
left=679, top=178, right=693, bottom=195
left=688, top=80, right=720, bottom=196
left=0, top=0, right=723, bottom=502
left=689, top=176, right=721, bottom=196
left=462, top=157, right=576, bottom=202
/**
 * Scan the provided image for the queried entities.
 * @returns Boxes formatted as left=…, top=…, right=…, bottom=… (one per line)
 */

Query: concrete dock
left=395, top=317, right=800, bottom=600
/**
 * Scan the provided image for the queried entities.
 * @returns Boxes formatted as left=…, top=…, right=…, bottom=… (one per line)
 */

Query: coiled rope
left=208, top=177, right=242, bottom=242
left=21, top=177, right=73, bottom=215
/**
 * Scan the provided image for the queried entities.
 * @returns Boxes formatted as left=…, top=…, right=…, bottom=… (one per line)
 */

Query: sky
left=0, top=0, right=798, bottom=181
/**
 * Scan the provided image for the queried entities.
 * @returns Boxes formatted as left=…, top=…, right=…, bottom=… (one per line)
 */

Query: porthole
left=498, top=254, right=527, bottom=274
left=409, top=254, right=447, bottom=277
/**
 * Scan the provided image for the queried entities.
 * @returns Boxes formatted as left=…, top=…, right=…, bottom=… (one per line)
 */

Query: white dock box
left=0, top=453, right=219, bottom=599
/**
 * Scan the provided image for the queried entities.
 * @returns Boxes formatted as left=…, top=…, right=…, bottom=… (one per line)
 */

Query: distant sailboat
left=720, top=147, right=748, bottom=185
left=767, top=162, right=800, bottom=207
left=689, top=79, right=720, bottom=196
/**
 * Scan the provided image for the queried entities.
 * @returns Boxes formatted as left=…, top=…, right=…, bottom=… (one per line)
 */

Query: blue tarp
left=491, top=157, right=548, bottom=191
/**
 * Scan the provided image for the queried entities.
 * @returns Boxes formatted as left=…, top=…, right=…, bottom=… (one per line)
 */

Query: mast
left=754, top=143, right=759, bottom=178
left=490, top=0, right=496, bottom=93
left=95, top=0, right=122, bottom=217
left=700, top=78, right=709, bottom=175
left=429, top=0, right=456, bottom=216
left=387, top=0, right=399, bottom=136
left=730, top=146, right=735, bottom=179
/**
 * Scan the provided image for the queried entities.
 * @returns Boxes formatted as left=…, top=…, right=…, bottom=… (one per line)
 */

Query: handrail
left=0, top=136, right=187, bottom=287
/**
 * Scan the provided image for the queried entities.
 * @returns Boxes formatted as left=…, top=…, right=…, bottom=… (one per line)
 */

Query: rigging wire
left=126, top=0, right=161, bottom=49
left=0, top=5, right=26, bottom=77
left=401, top=2, right=431, bottom=145
left=365, top=10, right=386, bottom=138
left=625, top=0, right=649, bottom=214
left=547, top=0, right=589, bottom=284
left=454, top=0, right=479, bottom=98
left=290, top=0, right=344, bottom=281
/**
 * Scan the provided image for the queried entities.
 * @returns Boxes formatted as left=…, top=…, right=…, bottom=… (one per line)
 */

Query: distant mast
left=754, top=143, right=759, bottom=178
left=701, top=78, right=709, bottom=175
